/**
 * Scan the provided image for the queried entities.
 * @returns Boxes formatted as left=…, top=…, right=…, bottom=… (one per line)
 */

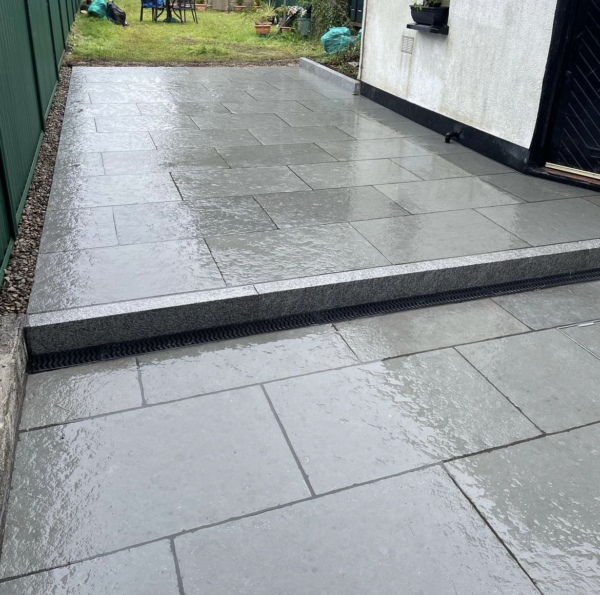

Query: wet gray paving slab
left=53, top=152, right=104, bottom=179
left=391, top=154, right=472, bottom=180
left=113, top=197, right=276, bottom=244
left=375, top=177, right=521, bottom=213
left=48, top=173, right=182, bottom=209
left=0, top=387, right=309, bottom=578
left=477, top=198, right=600, bottom=245
left=176, top=467, right=538, bottom=595
left=28, top=239, right=224, bottom=313
left=337, top=299, right=529, bottom=361
left=492, top=281, right=600, bottom=329
left=101, top=148, right=229, bottom=175
left=316, top=137, right=430, bottom=160
left=137, top=101, right=230, bottom=115
left=482, top=172, right=600, bottom=202
left=139, top=325, right=358, bottom=404
left=38, top=208, right=118, bottom=253
left=21, top=359, right=141, bottom=430
left=561, top=321, right=600, bottom=357
left=190, top=112, right=290, bottom=130
left=94, top=115, right=198, bottom=133
left=150, top=128, right=261, bottom=149
left=441, top=152, right=514, bottom=176
left=255, top=187, right=408, bottom=227
left=352, top=210, right=528, bottom=264
left=173, top=166, right=310, bottom=199
left=65, top=102, right=142, bottom=117
left=206, top=223, right=390, bottom=285
left=250, top=125, right=355, bottom=145
left=457, top=329, right=600, bottom=432
left=217, top=143, right=336, bottom=168
left=266, top=349, right=538, bottom=493
left=447, top=425, right=600, bottom=595
left=0, top=542, right=180, bottom=595
left=290, top=159, right=420, bottom=189
left=220, top=100, right=313, bottom=114
left=405, top=136, right=474, bottom=154
left=56, top=131, right=156, bottom=154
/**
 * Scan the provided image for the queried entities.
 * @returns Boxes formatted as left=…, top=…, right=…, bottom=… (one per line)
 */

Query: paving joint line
left=169, top=538, right=186, bottom=595
left=135, top=357, right=148, bottom=407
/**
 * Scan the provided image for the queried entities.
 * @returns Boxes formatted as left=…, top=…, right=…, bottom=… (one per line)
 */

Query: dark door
left=349, top=0, right=363, bottom=24
left=546, top=0, right=600, bottom=175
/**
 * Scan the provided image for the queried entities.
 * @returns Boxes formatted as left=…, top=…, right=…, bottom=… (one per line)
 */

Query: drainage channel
left=30, top=268, right=600, bottom=373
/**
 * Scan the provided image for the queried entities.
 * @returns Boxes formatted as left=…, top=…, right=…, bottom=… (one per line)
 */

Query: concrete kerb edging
left=0, top=315, right=27, bottom=543
left=25, top=239, right=600, bottom=356
left=298, top=58, right=360, bottom=95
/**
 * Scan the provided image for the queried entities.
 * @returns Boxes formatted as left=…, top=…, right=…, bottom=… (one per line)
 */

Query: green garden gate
left=0, top=0, right=79, bottom=282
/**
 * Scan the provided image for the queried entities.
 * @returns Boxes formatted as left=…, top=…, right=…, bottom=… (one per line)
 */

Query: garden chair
left=140, top=0, right=165, bottom=21
left=172, top=0, right=198, bottom=23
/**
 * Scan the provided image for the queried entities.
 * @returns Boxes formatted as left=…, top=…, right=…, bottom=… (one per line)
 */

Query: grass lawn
left=69, top=1, right=325, bottom=64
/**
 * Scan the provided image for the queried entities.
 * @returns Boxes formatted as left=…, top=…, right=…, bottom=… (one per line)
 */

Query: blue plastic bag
left=321, top=27, right=352, bottom=54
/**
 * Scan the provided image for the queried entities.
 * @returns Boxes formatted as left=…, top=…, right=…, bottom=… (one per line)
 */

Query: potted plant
left=234, top=0, right=245, bottom=10
left=255, top=0, right=275, bottom=35
left=196, top=2, right=207, bottom=9
left=410, top=0, right=449, bottom=26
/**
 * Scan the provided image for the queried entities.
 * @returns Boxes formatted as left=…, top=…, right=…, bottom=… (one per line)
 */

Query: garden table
left=163, top=0, right=180, bottom=22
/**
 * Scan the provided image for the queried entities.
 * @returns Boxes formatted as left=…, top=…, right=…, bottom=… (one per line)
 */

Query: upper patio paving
left=27, top=65, right=600, bottom=354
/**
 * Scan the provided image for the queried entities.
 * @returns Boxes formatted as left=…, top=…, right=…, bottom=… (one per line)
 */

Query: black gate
left=546, top=0, right=600, bottom=176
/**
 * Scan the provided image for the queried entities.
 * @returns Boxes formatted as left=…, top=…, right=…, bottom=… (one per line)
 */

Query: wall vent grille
left=401, top=35, right=415, bottom=54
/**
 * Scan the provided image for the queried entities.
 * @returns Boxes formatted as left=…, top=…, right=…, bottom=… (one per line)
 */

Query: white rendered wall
left=360, top=0, right=558, bottom=148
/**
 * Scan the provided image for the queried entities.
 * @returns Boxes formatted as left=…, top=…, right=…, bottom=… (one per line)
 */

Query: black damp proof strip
left=29, top=267, right=600, bottom=374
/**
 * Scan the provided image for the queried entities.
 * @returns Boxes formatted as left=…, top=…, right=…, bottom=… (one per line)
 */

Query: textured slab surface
left=176, top=467, right=538, bottom=595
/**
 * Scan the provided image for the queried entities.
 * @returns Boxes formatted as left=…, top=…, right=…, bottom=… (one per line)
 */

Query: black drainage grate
left=30, top=268, right=600, bottom=373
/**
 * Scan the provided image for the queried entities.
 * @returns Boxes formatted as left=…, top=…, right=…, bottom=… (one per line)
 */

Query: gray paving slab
left=139, top=325, right=358, bottom=404
left=48, top=173, right=182, bottom=209
left=482, top=172, right=600, bottom=202
left=298, top=97, right=386, bottom=112
left=358, top=116, right=438, bottom=138
left=277, top=111, right=381, bottom=129
left=175, top=467, right=539, bottom=595
left=220, top=100, right=312, bottom=114
left=21, top=359, right=141, bottom=430
left=250, top=125, right=355, bottom=145
left=206, top=223, right=390, bottom=285
left=333, top=117, right=407, bottom=140
left=217, top=143, right=336, bottom=168
left=137, top=101, right=230, bottom=115
left=458, top=329, right=600, bottom=432
left=375, top=177, right=521, bottom=213
left=94, top=115, right=198, bottom=133
left=586, top=195, right=600, bottom=208
left=59, top=116, right=97, bottom=136
left=392, top=154, right=472, bottom=180
left=150, top=128, right=261, bottom=150
left=190, top=113, right=290, bottom=130
left=477, top=198, right=600, bottom=245
left=0, top=387, right=309, bottom=578
left=65, top=102, right=141, bottom=117
left=441, top=152, right=514, bottom=176
left=89, top=89, right=175, bottom=104
left=113, top=198, right=275, bottom=244
left=290, top=159, right=420, bottom=189
left=405, top=136, right=474, bottom=154
left=28, top=239, right=224, bottom=313
left=101, top=148, right=229, bottom=175
left=267, top=349, right=538, bottom=493
left=492, top=281, right=600, bottom=329
left=0, top=541, right=180, bottom=595
left=561, top=321, right=600, bottom=357
left=169, top=88, right=254, bottom=103
left=247, top=89, right=331, bottom=101
left=173, top=166, right=310, bottom=199
left=255, top=187, right=408, bottom=227
left=447, top=425, right=600, bottom=595
left=316, top=137, right=429, bottom=160
left=56, top=131, right=155, bottom=154
left=336, top=299, right=528, bottom=361
left=39, top=208, right=118, bottom=253
left=53, top=152, right=104, bottom=179
left=353, top=210, right=528, bottom=264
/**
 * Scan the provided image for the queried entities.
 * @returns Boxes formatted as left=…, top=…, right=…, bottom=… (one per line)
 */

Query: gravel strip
left=0, top=67, right=71, bottom=316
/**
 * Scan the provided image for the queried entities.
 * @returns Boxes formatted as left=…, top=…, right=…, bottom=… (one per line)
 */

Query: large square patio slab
left=25, top=65, right=600, bottom=355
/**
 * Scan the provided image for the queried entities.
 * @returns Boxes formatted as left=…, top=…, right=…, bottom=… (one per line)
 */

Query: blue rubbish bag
left=321, top=27, right=353, bottom=54
left=87, top=0, right=108, bottom=18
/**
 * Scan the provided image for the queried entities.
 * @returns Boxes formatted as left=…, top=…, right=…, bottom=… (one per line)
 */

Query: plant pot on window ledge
left=410, top=5, right=449, bottom=26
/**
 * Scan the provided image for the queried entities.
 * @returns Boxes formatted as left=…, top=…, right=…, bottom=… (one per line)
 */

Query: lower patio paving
left=26, top=65, right=600, bottom=354
left=3, top=280, right=600, bottom=593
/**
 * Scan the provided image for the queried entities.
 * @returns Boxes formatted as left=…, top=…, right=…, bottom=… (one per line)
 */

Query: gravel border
left=67, top=59, right=299, bottom=67
left=0, top=67, right=72, bottom=316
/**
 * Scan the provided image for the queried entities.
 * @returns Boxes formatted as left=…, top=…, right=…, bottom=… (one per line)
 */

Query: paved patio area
left=26, top=65, right=600, bottom=354
left=3, top=280, right=600, bottom=593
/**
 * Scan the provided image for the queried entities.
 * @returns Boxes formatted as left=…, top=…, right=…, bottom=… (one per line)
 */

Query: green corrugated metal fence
left=0, top=0, right=79, bottom=283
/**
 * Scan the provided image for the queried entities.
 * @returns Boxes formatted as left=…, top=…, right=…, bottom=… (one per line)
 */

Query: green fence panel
left=59, top=0, right=70, bottom=40
left=49, top=0, right=67, bottom=66
left=0, top=176, right=14, bottom=282
left=0, top=0, right=44, bottom=225
left=27, top=0, right=60, bottom=122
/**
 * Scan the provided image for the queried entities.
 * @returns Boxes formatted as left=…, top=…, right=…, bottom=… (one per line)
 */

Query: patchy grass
left=69, top=1, right=325, bottom=64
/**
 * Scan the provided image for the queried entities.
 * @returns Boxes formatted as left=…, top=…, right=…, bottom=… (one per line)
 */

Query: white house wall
left=360, top=0, right=558, bottom=148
